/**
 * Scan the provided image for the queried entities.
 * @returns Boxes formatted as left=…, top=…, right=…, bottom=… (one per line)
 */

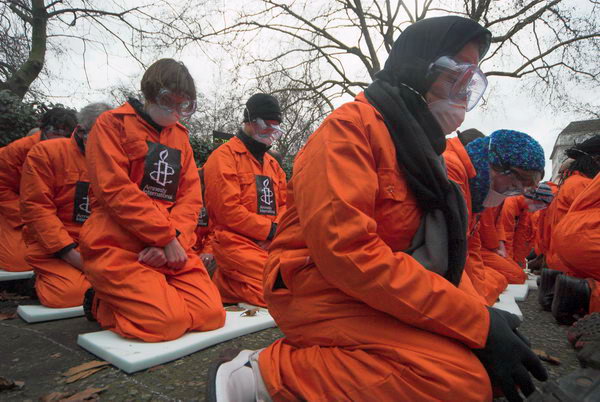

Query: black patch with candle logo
left=140, top=142, right=181, bottom=202
left=255, top=175, right=276, bottom=216
left=197, top=207, right=209, bottom=227
left=73, top=181, right=91, bottom=223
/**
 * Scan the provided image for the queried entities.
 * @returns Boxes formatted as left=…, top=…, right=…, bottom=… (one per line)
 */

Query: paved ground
left=0, top=279, right=582, bottom=401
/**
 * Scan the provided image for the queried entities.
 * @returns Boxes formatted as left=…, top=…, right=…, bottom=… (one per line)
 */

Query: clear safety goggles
left=156, top=89, right=197, bottom=117
left=428, top=56, right=488, bottom=111
left=251, top=117, right=284, bottom=142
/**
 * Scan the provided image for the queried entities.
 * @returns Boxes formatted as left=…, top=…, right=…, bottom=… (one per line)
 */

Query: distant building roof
left=550, top=118, right=600, bottom=160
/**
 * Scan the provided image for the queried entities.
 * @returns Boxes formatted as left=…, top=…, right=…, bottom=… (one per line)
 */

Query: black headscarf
left=564, top=135, right=600, bottom=181
left=364, top=16, right=491, bottom=286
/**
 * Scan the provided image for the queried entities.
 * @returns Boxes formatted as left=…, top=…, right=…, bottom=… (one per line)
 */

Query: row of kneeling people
left=1, top=15, right=599, bottom=401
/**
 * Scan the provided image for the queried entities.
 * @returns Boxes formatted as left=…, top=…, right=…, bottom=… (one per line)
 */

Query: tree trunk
left=0, top=0, right=47, bottom=100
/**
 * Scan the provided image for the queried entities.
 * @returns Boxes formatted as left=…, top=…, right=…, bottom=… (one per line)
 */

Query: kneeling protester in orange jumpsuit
left=500, top=196, right=533, bottom=268
left=544, top=138, right=600, bottom=273
left=80, top=59, right=225, bottom=342
left=548, top=137, right=600, bottom=323
left=479, top=204, right=527, bottom=285
left=0, top=108, right=77, bottom=271
left=208, top=17, right=546, bottom=402
left=443, top=129, right=508, bottom=302
left=20, top=103, right=111, bottom=308
left=203, top=94, right=287, bottom=307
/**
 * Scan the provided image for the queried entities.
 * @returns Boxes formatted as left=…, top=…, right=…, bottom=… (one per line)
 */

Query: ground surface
left=0, top=280, right=583, bottom=401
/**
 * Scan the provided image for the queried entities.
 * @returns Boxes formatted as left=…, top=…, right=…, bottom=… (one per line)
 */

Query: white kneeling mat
left=0, top=269, right=33, bottom=282
left=77, top=310, right=276, bottom=374
left=493, top=293, right=523, bottom=321
left=504, top=284, right=529, bottom=301
left=17, top=304, right=84, bottom=323
left=526, top=277, right=539, bottom=290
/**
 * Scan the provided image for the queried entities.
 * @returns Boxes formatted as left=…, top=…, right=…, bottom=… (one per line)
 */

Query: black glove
left=473, top=307, right=548, bottom=402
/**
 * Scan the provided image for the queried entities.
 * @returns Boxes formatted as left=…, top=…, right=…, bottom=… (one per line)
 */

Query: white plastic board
left=527, top=277, right=539, bottom=290
left=17, top=305, right=84, bottom=323
left=0, top=269, right=33, bottom=282
left=493, top=293, right=523, bottom=321
left=505, top=284, right=529, bottom=301
left=77, top=310, right=276, bottom=373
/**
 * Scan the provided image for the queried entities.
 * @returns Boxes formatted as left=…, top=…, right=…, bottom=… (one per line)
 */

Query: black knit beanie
left=243, top=93, right=282, bottom=123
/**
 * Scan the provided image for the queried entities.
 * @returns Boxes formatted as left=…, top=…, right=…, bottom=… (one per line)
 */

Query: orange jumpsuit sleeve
left=0, top=145, right=25, bottom=228
left=86, top=114, right=177, bottom=247
left=168, top=141, right=202, bottom=251
left=293, top=117, right=489, bottom=348
left=20, top=144, right=74, bottom=253
left=204, top=150, right=274, bottom=241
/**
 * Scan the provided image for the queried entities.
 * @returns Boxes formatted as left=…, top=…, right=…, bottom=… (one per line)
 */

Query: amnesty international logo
left=140, top=142, right=181, bottom=202
left=150, top=149, right=175, bottom=186
left=73, top=181, right=91, bottom=223
left=255, top=175, right=277, bottom=216
left=260, top=178, right=274, bottom=206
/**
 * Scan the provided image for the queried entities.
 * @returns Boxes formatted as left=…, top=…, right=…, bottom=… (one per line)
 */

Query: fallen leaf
left=62, top=361, right=109, bottom=377
left=147, top=365, right=164, bottom=372
left=64, top=367, right=106, bottom=384
left=224, top=306, right=245, bottom=312
left=61, top=387, right=107, bottom=401
left=0, top=312, right=16, bottom=321
left=533, top=349, right=561, bottom=365
left=241, top=308, right=259, bottom=317
left=50, top=353, right=62, bottom=359
left=0, top=377, right=14, bottom=391
left=40, top=391, right=71, bottom=401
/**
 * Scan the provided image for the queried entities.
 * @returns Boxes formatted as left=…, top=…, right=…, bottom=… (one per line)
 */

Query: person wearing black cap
left=202, top=93, right=287, bottom=308
left=207, top=16, right=546, bottom=402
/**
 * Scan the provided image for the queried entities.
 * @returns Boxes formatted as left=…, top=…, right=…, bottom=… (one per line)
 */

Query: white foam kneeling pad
left=504, top=284, right=529, bottom=301
left=493, top=294, right=523, bottom=321
left=0, top=270, right=33, bottom=282
left=17, top=305, right=84, bottom=323
left=527, top=277, right=539, bottom=290
left=77, top=310, right=276, bottom=374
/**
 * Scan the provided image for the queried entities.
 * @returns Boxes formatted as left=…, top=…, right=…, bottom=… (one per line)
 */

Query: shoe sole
left=206, top=349, right=254, bottom=402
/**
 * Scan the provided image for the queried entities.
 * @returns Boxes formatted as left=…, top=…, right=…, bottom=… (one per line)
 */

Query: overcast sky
left=34, top=1, right=598, bottom=181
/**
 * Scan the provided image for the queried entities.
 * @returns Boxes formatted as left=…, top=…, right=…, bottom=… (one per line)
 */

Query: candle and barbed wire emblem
left=256, top=175, right=277, bottom=215
left=141, top=142, right=181, bottom=202
left=150, top=149, right=175, bottom=186
left=73, top=181, right=91, bottom=223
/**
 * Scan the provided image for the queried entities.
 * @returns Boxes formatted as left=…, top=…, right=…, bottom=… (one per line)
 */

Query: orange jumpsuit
left=203, top=136, right=287, bottom=307
left=533, top=182, right=558, bottom=257
left=545, top=173, right=591, bottom=272
left=80, top=102, right=225, bottom=342
left=258, top=93, right=492, bottom=401
left=444, top=137, right=509, bottom=305
left=20, top=136, right=91, bottom=307
left=500, top=196, right=533, bottom=268
left=553, top=173, right=600, bottom=313
left=479, top=206, right=526, bottom=284
left=0, top=132, right=42, bottom=271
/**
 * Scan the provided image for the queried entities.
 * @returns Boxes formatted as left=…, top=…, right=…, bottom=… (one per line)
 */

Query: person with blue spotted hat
left=466, top=129, right=546, bottom=214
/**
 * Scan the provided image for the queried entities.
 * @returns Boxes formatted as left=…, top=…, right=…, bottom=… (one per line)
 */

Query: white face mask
left=428, top=100, right=466, bottom=135
left=146, top=103, right=179, bottom=127
left=483, top=188, right=509, bottom=208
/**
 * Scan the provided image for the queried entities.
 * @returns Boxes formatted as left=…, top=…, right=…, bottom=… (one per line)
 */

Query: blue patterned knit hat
left=466, top=129, right=545, bottom=213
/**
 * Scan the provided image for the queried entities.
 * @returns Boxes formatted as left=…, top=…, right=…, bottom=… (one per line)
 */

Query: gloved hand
left=473, top=307, right=548, bottom=402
